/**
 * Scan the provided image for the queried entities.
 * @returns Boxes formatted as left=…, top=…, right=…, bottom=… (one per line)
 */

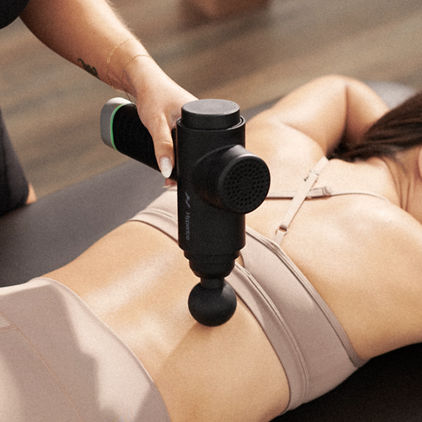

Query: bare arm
left=21, top=0, right=196, bottom=175
left=267, top=75, right=389, bottom=156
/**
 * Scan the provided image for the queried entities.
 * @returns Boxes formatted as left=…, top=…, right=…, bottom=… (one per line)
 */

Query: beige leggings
left=0, top=277, right=170, bottom=422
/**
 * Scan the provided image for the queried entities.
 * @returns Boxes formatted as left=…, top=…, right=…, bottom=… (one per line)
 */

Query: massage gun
left=100, top=98, right=270, bottom=326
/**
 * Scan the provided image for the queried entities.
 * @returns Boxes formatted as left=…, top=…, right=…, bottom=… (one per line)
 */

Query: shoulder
left=353, top=201, right=422, bottom=275
left=366, top=201, right=421, bottom=240
left=246, top=110, right=324, bottom=191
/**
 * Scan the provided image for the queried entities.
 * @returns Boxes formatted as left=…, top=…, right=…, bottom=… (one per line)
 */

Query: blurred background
left=1, top=0, right=421, bottom=198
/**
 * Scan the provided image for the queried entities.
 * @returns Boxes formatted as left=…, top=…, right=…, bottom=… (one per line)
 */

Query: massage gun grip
left=111, top=103, right=177, bottom=179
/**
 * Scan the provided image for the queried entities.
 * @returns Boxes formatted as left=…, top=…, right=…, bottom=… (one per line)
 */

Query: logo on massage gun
left=184, top=191, right=191, bottom=241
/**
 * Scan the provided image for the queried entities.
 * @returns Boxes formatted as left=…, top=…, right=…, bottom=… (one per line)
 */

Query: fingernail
left=159, top=156, right=173, bottom=178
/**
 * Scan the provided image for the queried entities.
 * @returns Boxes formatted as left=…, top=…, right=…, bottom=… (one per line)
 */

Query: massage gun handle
left=100, top=98, right=177, bottom=179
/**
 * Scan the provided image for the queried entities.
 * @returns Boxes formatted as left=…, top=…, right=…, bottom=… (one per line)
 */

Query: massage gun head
left=178, top=99, right=270, bottom=215
left=193, top=144, right=270, bottom=214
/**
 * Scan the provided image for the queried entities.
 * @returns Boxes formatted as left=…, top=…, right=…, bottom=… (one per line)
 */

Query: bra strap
left=273, top=156, right=329, bottom=243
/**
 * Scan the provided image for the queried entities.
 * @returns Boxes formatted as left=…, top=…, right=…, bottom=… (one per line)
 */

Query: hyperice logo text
left=185, top=191, right=191, bottom=241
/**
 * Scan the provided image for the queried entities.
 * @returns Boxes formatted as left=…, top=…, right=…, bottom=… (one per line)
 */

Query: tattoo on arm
left=77, top=58, right=99, bottom=79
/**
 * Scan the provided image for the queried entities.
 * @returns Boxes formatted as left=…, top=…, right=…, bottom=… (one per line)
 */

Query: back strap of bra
left=267, top=157, right=390, bottom=243
left=269, top=157, right=328, bottom=243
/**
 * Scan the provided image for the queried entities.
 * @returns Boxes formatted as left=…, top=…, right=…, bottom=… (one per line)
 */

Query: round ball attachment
left=188, top=279, right=237, bottom=326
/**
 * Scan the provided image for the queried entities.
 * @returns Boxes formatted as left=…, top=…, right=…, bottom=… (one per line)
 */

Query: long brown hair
left=333, top=91, right=422, bottom=161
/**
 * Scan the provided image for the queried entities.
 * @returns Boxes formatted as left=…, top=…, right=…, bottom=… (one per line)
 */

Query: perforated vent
left=220, top=158, right=270, bottom=213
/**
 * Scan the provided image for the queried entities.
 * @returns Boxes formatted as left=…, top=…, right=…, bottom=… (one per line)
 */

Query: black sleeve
left=0, top=0, right=30, bottom=29
left=0, top=109, right=29, bottom=216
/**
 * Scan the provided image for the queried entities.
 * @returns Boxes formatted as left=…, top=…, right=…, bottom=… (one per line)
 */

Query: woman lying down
left=1, top=75, right=421, bottom=422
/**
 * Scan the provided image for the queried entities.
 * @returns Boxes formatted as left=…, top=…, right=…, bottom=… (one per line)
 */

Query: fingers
left=26, top=183, right=37, bottom=205
left=133, top=82, right=197, bottom=179
left=164, top=178, right=177, bottom=187
left=148, top=115, right=175, bottom=178
left=159, top=156, right=173, bottom=179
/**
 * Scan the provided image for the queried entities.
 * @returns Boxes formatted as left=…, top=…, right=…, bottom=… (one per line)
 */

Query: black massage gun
left=100, top=98, right=270, bottom=326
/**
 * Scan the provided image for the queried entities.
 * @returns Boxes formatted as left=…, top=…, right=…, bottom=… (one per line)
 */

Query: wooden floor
left=1, top=0, right=422, bottom=197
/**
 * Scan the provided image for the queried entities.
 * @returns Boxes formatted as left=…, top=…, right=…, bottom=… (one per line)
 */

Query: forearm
left=21, top=0, right=197, bottom=170
left=21, top=0, right=152, bottom=94
left=270, top=75, right=389, bottom=155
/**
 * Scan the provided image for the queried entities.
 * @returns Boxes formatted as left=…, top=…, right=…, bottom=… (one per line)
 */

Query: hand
left=25, top=183, right=37, bottom=205
left=123, top=56, right=197, bottom=178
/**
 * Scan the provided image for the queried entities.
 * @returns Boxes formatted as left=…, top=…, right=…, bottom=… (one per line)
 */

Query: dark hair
left=333, top=91, right=422, bottom=162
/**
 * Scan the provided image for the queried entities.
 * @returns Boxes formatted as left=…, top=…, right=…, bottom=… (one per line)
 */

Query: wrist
left=105, top=38, right=153, bottom=94
left=120, top=54, right=161, bottom=98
